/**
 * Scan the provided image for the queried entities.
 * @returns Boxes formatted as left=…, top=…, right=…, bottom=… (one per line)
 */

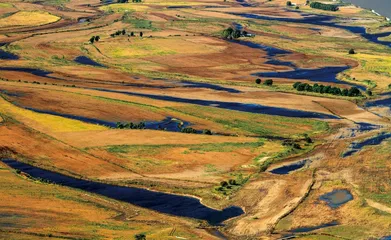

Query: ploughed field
left=1, top=0, right=391, bottom=239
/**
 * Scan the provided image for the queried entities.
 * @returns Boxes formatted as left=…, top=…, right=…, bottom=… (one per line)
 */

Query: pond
left=319, top=189, right=353, bottom=208
left=269, top=160, right=308, bottom=175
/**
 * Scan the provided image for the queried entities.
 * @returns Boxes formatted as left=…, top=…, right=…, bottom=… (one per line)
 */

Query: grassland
left=0, top=0, right=391, bottom=238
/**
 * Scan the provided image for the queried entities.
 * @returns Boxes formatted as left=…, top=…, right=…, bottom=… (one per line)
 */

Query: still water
left=344, top=0, right=391, bottom=19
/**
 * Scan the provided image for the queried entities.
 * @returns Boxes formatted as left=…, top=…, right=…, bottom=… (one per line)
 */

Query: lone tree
left=264, top=79, right=273, bottom=86
left=349, top=49, right=356, bottom=54
left=134, top=234, right=146, bottom=240
left=255, top=78, right=262, bottom=84
left=89, top=36, right=95, bottom=44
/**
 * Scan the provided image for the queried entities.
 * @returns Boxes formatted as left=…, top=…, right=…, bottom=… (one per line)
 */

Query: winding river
left=2, top=159, right=244, bottom=225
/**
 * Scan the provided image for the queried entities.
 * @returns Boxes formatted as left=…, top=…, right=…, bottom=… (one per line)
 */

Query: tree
left=222, top=27, right=234, bottom=39
left=122, top=29, right=126, bottom=35
left=94, top=36, right=100, bottom=42
left=255, top=78, right=262, bottom=84
left=349, top=49, right=356, bottom=54
left=348, top=87, right=361, bottom=97
left=293, top=82, right=301, bottom=89
left=366, top=90, right=373, bottom=96
left=131, top=31, right=134, bottom=37
left=140, top=32, right=143, bottom=37
left=89, top=36, right=95, bottom=44
left=286, top=1, right=292, bottom=6
left=134, top=234, right=146, bottom=240
left=264, top=79, right=273, bottom=86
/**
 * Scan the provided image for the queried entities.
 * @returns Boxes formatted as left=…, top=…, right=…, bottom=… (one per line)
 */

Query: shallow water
left=74, top=56, right=106, bottom=67
left=0, top=49, right=19, bottom=60
left=269, top=160, right=308, bottom=175
left=166, top=6, right=192, bottom=8
left=23, top=107, right=192, bottom=132
left=230, top=40, right=364, bottom=89
left=92, top=88, right=339, bottom=119
left=319, top=189, right=353, bottom=208
left=235, top=13, right=391, bottom=48
left=180, top=81, right=241, bottom=93
left=2, top=159, right=244, bottom=225
left=343, top=132, right=391, bottom=157
left=253, top=66, right=367, bottom=90
left=290, top=221, right=339, bottom=233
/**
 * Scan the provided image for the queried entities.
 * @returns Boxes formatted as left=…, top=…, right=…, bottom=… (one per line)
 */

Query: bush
left=134, top=234, right=146, bottom=240
left=203, top=129, right=212, bottom=135
left=286, top=1, right=292, bottom=6
left=220, top=181, right=228, bottom=187
left=264, top=79, right=273, bottom=86
left=255, top=78, right=262, bottom=84
left=228, top=179, right=237, bottom=185
left=349, top=49, right=356, bottom=54
left=310, top=2, right=339, bottom=11
left=181, top=127, right=197, bottom=134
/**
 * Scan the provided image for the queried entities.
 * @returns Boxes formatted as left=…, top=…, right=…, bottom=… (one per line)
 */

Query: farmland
left=1, top=0, right=391, bottom=239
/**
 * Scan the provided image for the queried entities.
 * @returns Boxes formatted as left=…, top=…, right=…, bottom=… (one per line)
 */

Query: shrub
left=349, top=49, right=356, bottom=54
left=228, top=179, right=237, bottom=185
left=255, top=78, right=262, bottom=84
left=286, top=1, right=292, bottom=6
left=203, top=129, right=212, bottom=135
left=220, top=181, right=228, bottom=187
left=134, top=234, right=146, bottom=240
left=181, top=127, right=197, bottom=134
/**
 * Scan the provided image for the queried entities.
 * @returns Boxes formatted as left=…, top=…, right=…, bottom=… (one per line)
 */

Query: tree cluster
left=110, top=29, right=126, bottom=38
left=293, top=82, right=362, bottom=97
left=222, top=27, right=250, bottom=39
left=310, top=2, right=339, bottom=11
left=89, top=36, right=100, bottom=44
left=181, top=127, right=198, bottom=134
left=116, top=122, right=146, bottom=129
left=118, top=0, right=142, bottom=2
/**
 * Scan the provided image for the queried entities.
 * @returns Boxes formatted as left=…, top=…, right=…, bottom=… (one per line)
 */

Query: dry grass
left=0, top=11, right=60, bottom=27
